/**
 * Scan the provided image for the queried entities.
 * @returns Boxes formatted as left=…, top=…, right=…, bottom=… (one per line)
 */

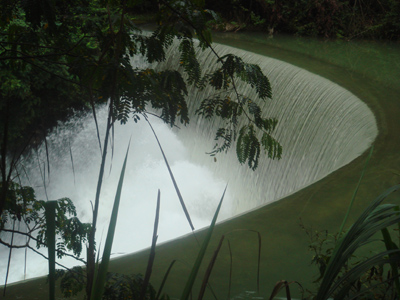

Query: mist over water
left=1, top=110, right=233, bottom=284
left=0, top=42, right=378, bottom=284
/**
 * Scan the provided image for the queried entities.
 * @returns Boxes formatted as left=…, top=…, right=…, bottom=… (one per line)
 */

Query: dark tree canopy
left=0, top=0, right=282, bottom=297
left=0, top=0, right=281, bottom=209
left=205, top=0, right=400, bottom=39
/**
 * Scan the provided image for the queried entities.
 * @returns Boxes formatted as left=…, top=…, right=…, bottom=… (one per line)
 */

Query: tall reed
left=90, top=144, right=130, bottom=300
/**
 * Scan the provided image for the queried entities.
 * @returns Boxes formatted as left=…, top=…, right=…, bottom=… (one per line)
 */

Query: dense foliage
left=0, top=0, right=282, bottom=298
left=54, top=269, right=169, bottom=300
left=205, top=0, right=400, bottom=39
left=300, top=184, right=400, bottom=300
left=0, top=182, right=91, bottom=260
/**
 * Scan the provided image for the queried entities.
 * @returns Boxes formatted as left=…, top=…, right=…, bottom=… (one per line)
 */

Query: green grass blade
left=227, top=240, right=233, bottom=300
left=381, top=227, right=400, bottom=295
left=87, top=113, right=113, bottom=296
left=90, top=143, right=130, bottom=300
left=140, top=189, right=161, bottom=300
left=225, top=229, right=262, bottom=293
left=144, top=115, right=195, bottom=231
left=90, top=246, right=102, bottom=298
left=69, top=145, right=76, bottom=186
left=3, top=220, right=16, bottom=296
left=338, top=146, right=373, bottom=234
left=180, top=185, right=227, bottom=300
left=396, top=206, right=400, bottom=246
left=45, top=201, right=57, bottom=300
left=156, top=260, right=177, bottom=300
left=88, top=91, right=103, bottom=154
left=197, top=235, right=225, bottom=300
left=255, top=231, right=261, bottom=293
left=331, top=250, right=400, bottom=299
left=316, top=184, right=400, bottom=300
left=268, top=280, right=294, bottom=300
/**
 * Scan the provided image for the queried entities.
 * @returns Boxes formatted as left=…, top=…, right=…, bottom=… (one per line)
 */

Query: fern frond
left=240, top=63, right=272, bottom=99
left=208, top=127, right=233, bottom=155
left=114, top=96, right=131, bottom=124
left=135, top=33, right=173, bottom=63
left=196, top=95, right=239, bottom=120
left=209, top=69, right=227, bottom=90
left=236, top=125, right=261, bottom=170
left=179, top=38, right=201, bottom=85
left=196, top=97, right=219, bottom=119
left=219, top=54, right=243, bottom=76
left=215, top=54, right=272, bottom=100
left=261, top=133, right=282, bottom=160
left=262, top=117, right=278, bottom=133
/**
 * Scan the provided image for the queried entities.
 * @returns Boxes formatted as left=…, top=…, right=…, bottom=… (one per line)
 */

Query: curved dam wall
left=157, top=42, right=378, bottom=214
left=0, top=41, right=378, bottom=285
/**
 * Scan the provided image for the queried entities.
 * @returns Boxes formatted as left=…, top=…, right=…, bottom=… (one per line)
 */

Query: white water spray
left=1, top=109, right=233, bottom=284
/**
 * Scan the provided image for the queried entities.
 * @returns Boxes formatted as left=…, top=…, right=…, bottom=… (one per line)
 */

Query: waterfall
left=0, top=42, right=377, bottom=284
left=158, top=42, right=378, bottom=213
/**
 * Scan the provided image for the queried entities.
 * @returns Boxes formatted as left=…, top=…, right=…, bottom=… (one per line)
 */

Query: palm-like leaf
left=316, top=184, right=400, bottom=300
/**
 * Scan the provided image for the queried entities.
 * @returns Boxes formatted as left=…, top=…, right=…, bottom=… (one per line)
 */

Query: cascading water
left=0, top=41, right=377, bottom=285
left=158, top=42, right=378, bottom=213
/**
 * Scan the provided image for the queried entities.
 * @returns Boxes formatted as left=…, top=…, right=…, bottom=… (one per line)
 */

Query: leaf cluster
left=103, top=273, right=170, bottom=300
left=302, top=184, right=400, bottom=300
left=55, top=266, right=86, bottom=298
left=0, top=181, right=36, bottom=227
left=0, top=182, right=91, bottom=258
left=55, top=269, right=171, bottom=299
left=196, top=53, right=281, bottom=169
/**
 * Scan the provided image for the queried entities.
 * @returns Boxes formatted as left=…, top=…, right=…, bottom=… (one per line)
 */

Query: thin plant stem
left=3, top=219, right=15, bottom=296
left=339, top=146, right=373, bottom=234
left=140, top=190, right=161, bottom=300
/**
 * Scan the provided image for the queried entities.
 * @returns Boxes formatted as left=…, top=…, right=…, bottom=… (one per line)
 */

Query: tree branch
left=0, top=229, right=87, bottom=264
left=160, top=0, right=276, bottom=139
